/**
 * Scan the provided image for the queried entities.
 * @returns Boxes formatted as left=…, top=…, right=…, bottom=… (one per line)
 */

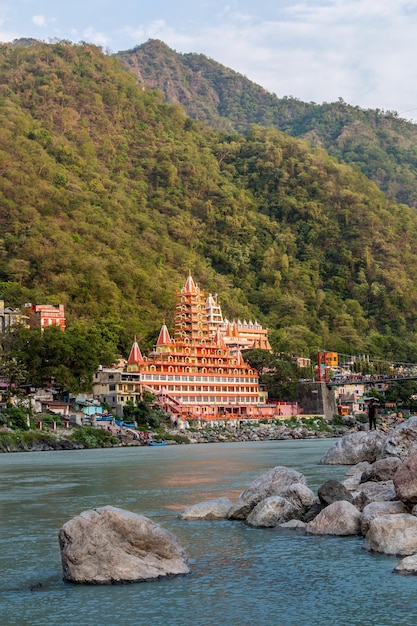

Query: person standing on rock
left=368, top=400, right=378, bottom=431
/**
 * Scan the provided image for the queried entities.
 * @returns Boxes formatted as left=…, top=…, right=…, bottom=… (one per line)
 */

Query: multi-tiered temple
left=126, top=275, right=275, bottom=422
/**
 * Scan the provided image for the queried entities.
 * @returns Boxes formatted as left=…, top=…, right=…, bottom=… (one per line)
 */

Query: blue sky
left=2, top=1, right=417, bottom=120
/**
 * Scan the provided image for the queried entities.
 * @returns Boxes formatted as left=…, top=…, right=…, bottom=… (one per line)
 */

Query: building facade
left=24, top=304, right=66, bottom=332
left=125, top=275, right=276, bottom=422
left=93, top=368, right=142, bottom=417
left=205, top=292, right=271, bottom=352
left=0, top=299, right=28, bottom=332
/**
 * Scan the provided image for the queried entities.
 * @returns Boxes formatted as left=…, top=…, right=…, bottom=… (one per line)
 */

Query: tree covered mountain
left=117, top=39, right=417, bottom=209
left=1, top=40, right=417, bottom=362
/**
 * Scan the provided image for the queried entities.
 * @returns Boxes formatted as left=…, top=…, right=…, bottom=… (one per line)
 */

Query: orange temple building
left=126, top=275, right=276, bottom=422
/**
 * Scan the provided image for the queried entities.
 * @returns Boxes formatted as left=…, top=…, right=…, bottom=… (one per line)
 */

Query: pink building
left=25, top=304, right=66, bottom=332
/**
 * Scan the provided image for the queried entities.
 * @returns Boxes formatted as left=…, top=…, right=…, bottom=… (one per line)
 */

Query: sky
left=2, top=1, right=417, bottom=121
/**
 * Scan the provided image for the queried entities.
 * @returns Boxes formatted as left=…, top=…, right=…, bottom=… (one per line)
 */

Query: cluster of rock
left=59, top=417, right=417, bottom=584
left=180, top=416, right=417, bottom=575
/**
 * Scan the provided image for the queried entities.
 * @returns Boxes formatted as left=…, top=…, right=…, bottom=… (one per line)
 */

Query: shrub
left=71, top=426, right=118, bottom=448
left=0, top=405, right=29, bottom=430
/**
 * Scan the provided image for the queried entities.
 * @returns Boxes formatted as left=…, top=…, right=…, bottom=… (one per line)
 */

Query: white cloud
left=121, top=0, right=417, bottom=117
left=32, top=15, right=47, bottom=27
left=81, top=27, right=110, bottom=47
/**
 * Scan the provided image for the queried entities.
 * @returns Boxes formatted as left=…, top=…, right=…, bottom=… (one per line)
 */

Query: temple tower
left=174, top=274, right=210, bottom=343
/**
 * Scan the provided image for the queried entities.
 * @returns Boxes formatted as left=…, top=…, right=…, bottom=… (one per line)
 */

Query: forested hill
left=117, top=39, right=417, bottom=209
left=2, top=40, right=417, bottom=362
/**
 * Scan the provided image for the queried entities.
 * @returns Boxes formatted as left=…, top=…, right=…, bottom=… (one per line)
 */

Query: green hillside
left=118, top=40, right=417, bottom=209
left=1, top=40, right=417, bottom=362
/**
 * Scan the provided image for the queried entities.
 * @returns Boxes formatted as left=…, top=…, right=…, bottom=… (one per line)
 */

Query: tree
left=245, top=350, right=300, bottom=401
left=0, top=354, right=27, bottom=400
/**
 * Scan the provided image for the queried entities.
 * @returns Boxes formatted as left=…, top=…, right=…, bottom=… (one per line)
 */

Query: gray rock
left=319, top=431, right=386, bottom=465
left=364, top=513, right=417, bottom=556
left=360, top=457, right=402, bottom=483
left=59, top=506, right=189, bottom=584
left=246, top=496, right=302, bottom=528
left=318, top=479, right=353, bottom=506
left=279, top=519, right=307, bottom=529
left=306, top=500, right=361, bottom=536
left=379, top=416, right=417, bottom=461
left=393, top=554, right=417, bottom=575
left=343, top=462, right=370, bottom=491
left=280, top=482, right=316, bottom=512
left=352, top=480, right=396, bottom=511
left=345, top=461, right=371, bottom=476
left=228, top=466, right=306, bottom=520
left=303, top=500, right=323, bottom=523
left=393, top=450, right=417, bottom=504
left=360, top=500, right=407, bottom=535
left=179, top=498, right=233, bottom=520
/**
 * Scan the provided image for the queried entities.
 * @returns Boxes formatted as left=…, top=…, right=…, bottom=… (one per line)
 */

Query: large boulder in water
left=364, top=514, right=417, bottom=556
left=379, top=416, right=417, bottom=461
left=306, top=501, right=361, bottom=536
left=319, top=431, right=386, bottom=465
left=228, top=466, right=306, bottom=520
left=59, top=506, right=189, bottom=584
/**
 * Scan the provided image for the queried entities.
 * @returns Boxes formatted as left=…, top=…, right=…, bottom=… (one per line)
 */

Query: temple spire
left=213, top=328, right=226, bottom=348
left=183, top=273, right=198, bottom=295
left=127, top=336, right=144, bottom=368
left=157, top=323, right=172, bottom=346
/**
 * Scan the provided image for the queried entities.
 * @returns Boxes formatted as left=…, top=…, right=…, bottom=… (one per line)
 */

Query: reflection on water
left=1, top=440, right=417, bottom=626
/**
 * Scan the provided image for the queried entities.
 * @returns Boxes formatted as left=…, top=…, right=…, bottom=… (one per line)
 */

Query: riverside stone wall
left=297, top=381, right=337, bottom=419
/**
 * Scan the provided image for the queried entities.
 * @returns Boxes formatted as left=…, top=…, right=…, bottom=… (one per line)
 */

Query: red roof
left=157, top=324, right=172, bottom=346
left=127, top=339, right=144, bottom=365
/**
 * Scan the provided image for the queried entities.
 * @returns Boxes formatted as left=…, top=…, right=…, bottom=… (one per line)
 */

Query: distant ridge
left=117, top=39, right=417, bottom=208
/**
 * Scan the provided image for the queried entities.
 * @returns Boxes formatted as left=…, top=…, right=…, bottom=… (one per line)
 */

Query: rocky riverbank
left=58, top=417, right=417, bottom=584
left=179, top=417, right=417, bottom=575
left=0, top=416, right=382, bottom=452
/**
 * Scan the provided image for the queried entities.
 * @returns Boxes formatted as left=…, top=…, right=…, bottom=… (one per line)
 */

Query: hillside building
left=0, top=299, right=28, bottom=332
left=24, top=303, right=66, bottom=332
left=93, top=368, right=142, bottom=417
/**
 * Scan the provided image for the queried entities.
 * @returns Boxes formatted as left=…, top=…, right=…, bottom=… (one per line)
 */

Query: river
left=1, top=440, right=417, bottom=626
